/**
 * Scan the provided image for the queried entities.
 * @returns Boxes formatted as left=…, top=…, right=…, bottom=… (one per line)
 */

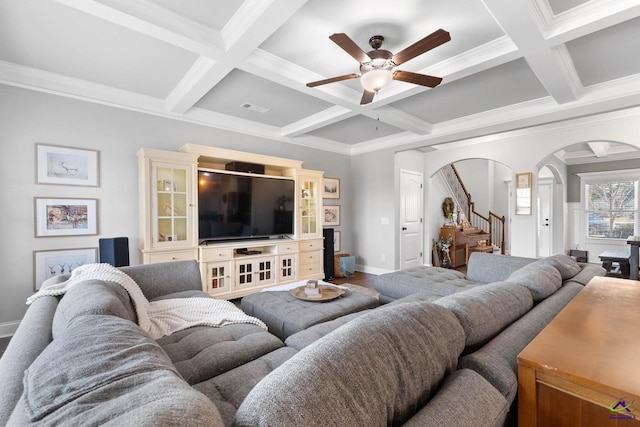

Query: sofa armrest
left=0, top=296, right=59, bottom=425
left=119, top=260, right=202, bottom=300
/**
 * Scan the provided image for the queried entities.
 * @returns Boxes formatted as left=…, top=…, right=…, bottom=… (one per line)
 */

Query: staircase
left=440, top=164, right=506, bottom=254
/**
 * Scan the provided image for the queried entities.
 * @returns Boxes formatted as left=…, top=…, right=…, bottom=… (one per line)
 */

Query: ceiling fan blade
left=360, top=90, right=375, bottom=105
left=329, top=33, right=371, bottom=63
left=306, top=73, right=359, bottom=87
left=393, top=70, right=443, bottom=88
left=392, top=29, right=450, bottom=66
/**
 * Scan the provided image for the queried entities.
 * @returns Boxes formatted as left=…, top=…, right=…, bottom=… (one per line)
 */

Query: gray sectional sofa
left=0, top=253, right=604, bottom=426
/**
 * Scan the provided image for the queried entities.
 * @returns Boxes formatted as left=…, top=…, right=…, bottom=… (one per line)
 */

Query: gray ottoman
left=241, top=290, right=380, bottom=340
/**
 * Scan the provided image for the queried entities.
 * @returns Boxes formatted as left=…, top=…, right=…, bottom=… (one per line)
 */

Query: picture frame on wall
left=515, top=172, right=532, bottom=215
left=36, top=143, right=100, bottom=186
left=33, top=247, right=97, bottom=291
left=324, top=205, right=340, bottom=226
left=35, top=197, right=98, bottom=237
left=334, top=230, right=341, bottom=252
left=323, top=177, right=340, bottom=199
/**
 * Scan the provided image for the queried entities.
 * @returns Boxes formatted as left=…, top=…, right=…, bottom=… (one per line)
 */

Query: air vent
left=240, top=102, right=270, bottom=113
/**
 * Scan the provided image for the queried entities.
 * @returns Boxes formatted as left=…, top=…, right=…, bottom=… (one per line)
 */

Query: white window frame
left=578, top=170, right=639, bottom=241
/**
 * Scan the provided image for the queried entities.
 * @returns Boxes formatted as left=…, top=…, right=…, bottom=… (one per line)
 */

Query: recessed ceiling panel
left=195, top=69, right=333, bottom=127
left=260, top=0, right=504, bottom=85
left=547, top=0, right=590, bottom=15
left=149, top=0, right=243, bottom=30
left=566, top=17, right=640, bottom=87
left=307, top=115, right=404, bottom=144
left=0, top=0, right=197, bottom=98
left=391, top=58, right=548, bottom=123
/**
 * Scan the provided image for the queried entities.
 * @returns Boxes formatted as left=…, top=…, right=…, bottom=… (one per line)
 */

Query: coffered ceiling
left=1, top=0, right=640, bottom=163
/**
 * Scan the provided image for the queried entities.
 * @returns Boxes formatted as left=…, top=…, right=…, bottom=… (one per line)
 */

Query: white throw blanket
left=27, top=263, right=267, bottom=339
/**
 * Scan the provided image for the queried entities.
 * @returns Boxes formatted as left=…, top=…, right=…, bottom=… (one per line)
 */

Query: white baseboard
left=0, top=320, right=20, bottom=338
left=356, top=264, right=394, bottom=276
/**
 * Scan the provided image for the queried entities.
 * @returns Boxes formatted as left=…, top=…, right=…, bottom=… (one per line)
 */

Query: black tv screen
left=198, top=170, right=295, bottom=242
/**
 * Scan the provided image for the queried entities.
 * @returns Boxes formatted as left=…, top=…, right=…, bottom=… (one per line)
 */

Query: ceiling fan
left=307, top=29, right=450, bottom=105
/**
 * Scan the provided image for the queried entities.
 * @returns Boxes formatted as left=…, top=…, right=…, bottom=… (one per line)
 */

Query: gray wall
left=567, top=159, right=640, bottom=202
left=0, top=84, right=351, bottom=330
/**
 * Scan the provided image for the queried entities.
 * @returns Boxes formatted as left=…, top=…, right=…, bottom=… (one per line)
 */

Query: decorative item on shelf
left=442, top=197, right=456, bottom=227
left=434, top=235, right=453, bottom=269
left=164, top=204, right=178, bottom=216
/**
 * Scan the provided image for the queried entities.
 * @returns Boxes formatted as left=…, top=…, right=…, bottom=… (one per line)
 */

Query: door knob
left=402, top=227, right=407, bottom=231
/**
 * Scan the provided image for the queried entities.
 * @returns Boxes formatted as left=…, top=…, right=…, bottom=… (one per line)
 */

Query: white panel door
left=537, top=182, right=552, bottom=258
left=400, top=170, right=423, bottom=269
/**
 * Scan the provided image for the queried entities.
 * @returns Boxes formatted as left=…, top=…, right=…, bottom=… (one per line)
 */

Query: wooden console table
left=518, top=276, right=640, bottom=426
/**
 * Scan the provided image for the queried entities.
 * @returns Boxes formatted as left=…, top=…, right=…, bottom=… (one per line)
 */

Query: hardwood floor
left=326, top=271, right=378, bottom=289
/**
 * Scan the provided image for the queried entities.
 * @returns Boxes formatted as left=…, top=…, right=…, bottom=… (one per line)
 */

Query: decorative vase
left=441, top=248, right=451, bottom=268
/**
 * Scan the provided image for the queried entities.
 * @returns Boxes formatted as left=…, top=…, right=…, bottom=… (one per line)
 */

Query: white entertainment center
left=137, top=144, right=324, bottom=299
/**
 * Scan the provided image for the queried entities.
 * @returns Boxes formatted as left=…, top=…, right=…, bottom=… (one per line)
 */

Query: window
left=585, top=179, right=637, bottom=239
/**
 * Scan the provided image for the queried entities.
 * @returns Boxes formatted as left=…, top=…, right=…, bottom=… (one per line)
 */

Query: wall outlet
left=380, top=253, right=386, bottom=262
left=381, top=217, right=389, bottom=225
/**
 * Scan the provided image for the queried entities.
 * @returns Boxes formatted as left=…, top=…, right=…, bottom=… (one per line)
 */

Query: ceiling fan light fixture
left=360, top=69, right=393, bottom=92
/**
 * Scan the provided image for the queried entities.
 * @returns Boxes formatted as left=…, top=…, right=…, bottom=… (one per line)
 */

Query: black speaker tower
left=323, top=228, right=335, bottom=280
left=99, top=237, right=130, bottom=267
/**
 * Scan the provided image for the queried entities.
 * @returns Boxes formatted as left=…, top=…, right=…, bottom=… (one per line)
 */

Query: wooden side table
left=518, top=276, right=640, bottom=426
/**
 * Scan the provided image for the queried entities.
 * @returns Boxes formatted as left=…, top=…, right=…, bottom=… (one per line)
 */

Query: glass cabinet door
left=300, top=179, right=318, bottom=237
left=154, top=164, right=190, bottom=246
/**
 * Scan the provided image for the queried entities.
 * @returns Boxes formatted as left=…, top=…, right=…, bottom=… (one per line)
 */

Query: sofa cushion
left=374, top=266, right=480, bottom=301
left=458, top=282, right=583, bottom=403
left=433, top=281, right=533, bottom=349
left=569, top=263, right=606, bottom=285
left=537, top=254, right=581, bottom=280
left=156, top=324, right=284, bottom=384
left=284, top=311, right=370, bottom=350
left=21, top=314, right=222, bottom=424
left=119, top=260, right=202, bottom=300
left=466, top=252, right=535, bottom=283
left=195, top=347, right=298, bottom=426
left=52, top=280, right=136, bottom=338
left=234, top=301, right=466, bottom=426
left=505, top=261, right=562, bottom=301
left=404, top=369, right=508, bottom=427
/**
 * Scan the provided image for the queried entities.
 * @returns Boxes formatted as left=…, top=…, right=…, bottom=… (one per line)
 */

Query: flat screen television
left=198, top=170, right=295, bottom=243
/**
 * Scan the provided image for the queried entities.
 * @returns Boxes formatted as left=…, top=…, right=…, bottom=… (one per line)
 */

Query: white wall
left=0, top=85, right=351, bottom=333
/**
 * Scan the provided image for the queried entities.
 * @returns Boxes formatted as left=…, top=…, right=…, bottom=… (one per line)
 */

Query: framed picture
left=334, top=230, right=341, bottom=252
left=36, top=143, right=100, bottom=186
left=323, top=177, right=340, bottom=199
left=324, top=205, right=340, bottom=226
left=33, top=247, right=97, bottom=291
left=515, top=172, right=532, bottom=215
left=35, top=197, right=98, bottom=237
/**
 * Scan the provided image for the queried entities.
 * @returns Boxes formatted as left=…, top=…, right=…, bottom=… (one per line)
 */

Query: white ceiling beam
left=588, top=141, right=610, bottom=158
left=166, top=0, right=308, bottom=114
left=481, top=0, right=581, bottom=104
left=534, top=0, right=640, bottom=45
left=53, top=0, right=224, bottom=57
left=282, top=106, right=356, bottom=137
